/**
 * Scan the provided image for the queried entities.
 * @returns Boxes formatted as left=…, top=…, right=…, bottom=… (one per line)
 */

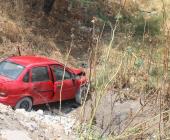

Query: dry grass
left=0, top=0, right=169, bottom=139
left=77, top=1, right=170, bottom=139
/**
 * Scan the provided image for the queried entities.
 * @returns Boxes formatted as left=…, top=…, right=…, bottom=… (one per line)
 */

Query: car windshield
left=0, top=61, right=25, bottom=79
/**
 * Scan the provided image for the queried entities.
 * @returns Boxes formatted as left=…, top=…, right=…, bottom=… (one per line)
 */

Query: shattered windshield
left=0, top=61, right=25, bottom=79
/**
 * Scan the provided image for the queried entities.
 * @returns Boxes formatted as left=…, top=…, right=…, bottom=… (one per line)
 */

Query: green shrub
left=132, top=14, right=162, bottom=36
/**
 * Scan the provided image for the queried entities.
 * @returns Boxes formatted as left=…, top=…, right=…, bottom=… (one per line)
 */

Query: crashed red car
left=0, top=56, right=88, bottom=111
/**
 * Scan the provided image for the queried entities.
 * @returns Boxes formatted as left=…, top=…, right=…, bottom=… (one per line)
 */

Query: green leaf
left=126, top=46, right=133, bottom=55
left=134, top=58, right=144, bottom=68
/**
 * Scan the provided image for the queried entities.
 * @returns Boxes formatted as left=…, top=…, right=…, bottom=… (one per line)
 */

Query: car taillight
left=0, top=92, right=8, bottom=97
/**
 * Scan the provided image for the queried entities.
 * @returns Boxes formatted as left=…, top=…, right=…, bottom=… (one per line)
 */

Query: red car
left=0, top=56, right=88, bottom=111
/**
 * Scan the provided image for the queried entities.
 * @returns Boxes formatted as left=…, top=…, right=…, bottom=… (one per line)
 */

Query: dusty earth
left=0, top=93, right=143, bottom=140
left=0, top=90, right=164, bottom=140
left=80, top=89, right=162, bottom=139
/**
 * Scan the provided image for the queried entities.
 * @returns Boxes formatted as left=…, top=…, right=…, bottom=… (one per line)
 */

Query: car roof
left=7, top=56, right=60, bottom=67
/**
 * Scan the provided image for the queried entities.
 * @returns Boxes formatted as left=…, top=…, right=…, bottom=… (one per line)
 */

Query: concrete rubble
left=0, top=104, right=78, bottom=140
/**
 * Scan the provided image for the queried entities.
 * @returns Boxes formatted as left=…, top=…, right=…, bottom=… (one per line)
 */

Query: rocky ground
left=0, top=103, right=78, bottom=140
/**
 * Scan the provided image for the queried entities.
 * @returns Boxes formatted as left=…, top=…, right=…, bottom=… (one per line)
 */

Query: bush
left=132, top=14, right=162, bottom=37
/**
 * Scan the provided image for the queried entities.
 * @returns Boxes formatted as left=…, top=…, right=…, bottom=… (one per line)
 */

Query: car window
left=0, top=61, right=25, bottom=79
left=23, top=71, right=30, bottom=83
left=51, top=65, right=72, bottom=81
left=32, top=66, right=50, bottom=82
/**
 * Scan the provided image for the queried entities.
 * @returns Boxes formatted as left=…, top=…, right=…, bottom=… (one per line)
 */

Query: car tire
left=15, top=97, right=33, bottom=112
left=75, top=86, right=88, bottom=105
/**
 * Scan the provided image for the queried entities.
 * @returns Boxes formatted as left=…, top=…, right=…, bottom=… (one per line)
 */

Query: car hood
left=71, top=68, right=84, bottom=75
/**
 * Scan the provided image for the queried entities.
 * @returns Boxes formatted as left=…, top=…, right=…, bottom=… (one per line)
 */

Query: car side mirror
left=80, top=63, right=88, bottom=68
left=71, top=75, right=76, bottom=86
left=71, top=74, right=76, bottom=80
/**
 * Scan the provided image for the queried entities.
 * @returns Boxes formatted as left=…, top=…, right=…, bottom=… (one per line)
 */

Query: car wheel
left=75, top=86, right=88, bottom=105
left=15, top=97, right=33, bottom=112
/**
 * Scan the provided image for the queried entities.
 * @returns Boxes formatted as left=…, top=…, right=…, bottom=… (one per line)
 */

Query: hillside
left=0, top=0, right=170, bottom=140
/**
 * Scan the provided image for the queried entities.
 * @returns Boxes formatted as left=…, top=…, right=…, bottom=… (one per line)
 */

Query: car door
left=50, top=65, right=76, bottom=101
left=30, top=66, right=54, bottom=104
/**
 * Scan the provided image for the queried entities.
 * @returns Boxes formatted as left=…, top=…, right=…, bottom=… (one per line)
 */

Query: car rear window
left=0, top=61, right=25, bottom=79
